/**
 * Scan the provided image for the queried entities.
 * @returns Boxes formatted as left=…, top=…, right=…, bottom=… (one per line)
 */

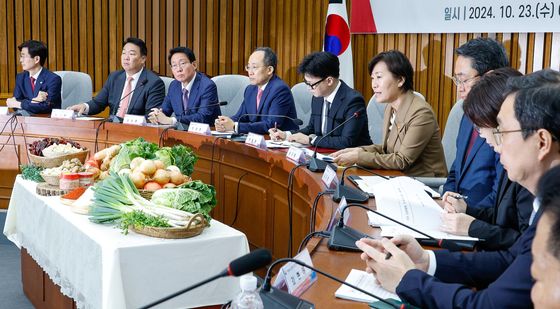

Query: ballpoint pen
left=451, top=194, right=469, bottom=200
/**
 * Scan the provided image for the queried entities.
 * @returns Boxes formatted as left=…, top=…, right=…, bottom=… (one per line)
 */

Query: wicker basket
left=131, top=213, right=207, bottom=239
left=138, top=190, right=154, bottom=200
left=40, top=172, right=61, bottom=186
left=28, top=149, right=89, bottom=168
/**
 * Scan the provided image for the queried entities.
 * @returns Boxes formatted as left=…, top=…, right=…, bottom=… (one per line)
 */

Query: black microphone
left=138, top=248, right=272, bottom=309
left=184, top=101, right=228, bottom=113
left=328, top=203, right=463, bottom=252
left=110, top=78, right=149, bottom=120
left=308, top=112, right=360, bottom=172
left=261, top=258, right=400, bottom=309
left=333, top=165, right=388, bottom=203
left=238, top=113, right=304, bottom=126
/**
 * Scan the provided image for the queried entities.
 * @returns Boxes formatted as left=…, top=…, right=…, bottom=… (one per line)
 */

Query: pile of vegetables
left=151, top=180, right=217, bottom=222
left=127, top=157, right=191, bottom=191
left=89, top=172, right=204, bottom=234
left=20, top=164, right=44, bottom=182
left=28, top=137, right=82, bottom=156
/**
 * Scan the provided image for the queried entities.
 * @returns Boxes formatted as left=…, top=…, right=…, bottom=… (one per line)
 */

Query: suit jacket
left=443, top=115, right=500, bottom=207
left=357, top=92, right=447, bottom=177
left=87, top=69, right=165, bottom=117
left=161, top=73, right=220, bottom=126
left=295, top=80, right=371, bottom=149
left=467, top=169, right=534, bottom=250
left=13, top=68, right=62, bottom=114
left=231, top=75, right=298, bottom=134
left=396, top=205, right=540, bottom=309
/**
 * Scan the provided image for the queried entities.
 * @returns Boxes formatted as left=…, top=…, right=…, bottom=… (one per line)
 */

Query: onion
left=130, top=157, right=145, bottom=170
left=143, top=181, right=162, bottom=191
left=166, top=165, right=180, bottom=173
left=152, top=169, right=171, bottom=185
left=169, top=170, right=184, bottom=185
left=163, top=183, right=176, bottom=188
left=154, top=160, right=165, bottom=170
left=118, top=168, right=131, bottom=176
left=138, top=160, right=157, bottom=176
left=130, top=171, right=147, bottom=189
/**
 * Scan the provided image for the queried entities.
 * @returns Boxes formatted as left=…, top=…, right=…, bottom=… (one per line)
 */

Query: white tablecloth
left=3, top=176, right=250, bottom=309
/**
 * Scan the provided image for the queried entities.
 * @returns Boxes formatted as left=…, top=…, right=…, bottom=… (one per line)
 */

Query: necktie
left=182, top=88, right=189, bottom=112
left=256, top=88, right=263, bottom=110
left=321, top=99, right=330, bottom=135
left=464, top=128, right=479, bottom=162
left=117, top=76, right=134, bottom=118
left=30, top=77, right=36, bottom=93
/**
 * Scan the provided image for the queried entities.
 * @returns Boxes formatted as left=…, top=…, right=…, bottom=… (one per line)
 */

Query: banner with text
left=351, top=0, right=560, bottom=33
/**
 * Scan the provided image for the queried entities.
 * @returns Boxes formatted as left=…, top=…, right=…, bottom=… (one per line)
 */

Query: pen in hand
left=451, top=194, right=469, bottom=201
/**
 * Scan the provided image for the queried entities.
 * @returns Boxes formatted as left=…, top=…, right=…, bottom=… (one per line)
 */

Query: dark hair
left=456, top=37, right=509, bottom=75
left=254, top=47, right=277, bottom=74
left=297, top=51, right=340, bottom=79
left=505, top=69, right=560, bottom=140
left=18, top=40, right=48, bottom=66
left=463, top=67, right=522, bottom=128
left=168, top=46, right=196, bottom=65
left=368, top=50, right=414, bottom=92
left=537, top=165, right=560, bottom=259
left=123, top=37, right=148, bottom=56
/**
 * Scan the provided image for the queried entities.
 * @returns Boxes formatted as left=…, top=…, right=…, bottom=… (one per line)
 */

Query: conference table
left=0, top=115, right=402, bottom=308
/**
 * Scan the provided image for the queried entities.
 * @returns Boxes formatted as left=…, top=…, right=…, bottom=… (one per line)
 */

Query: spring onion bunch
left=88, top=172, right=199, bottom=229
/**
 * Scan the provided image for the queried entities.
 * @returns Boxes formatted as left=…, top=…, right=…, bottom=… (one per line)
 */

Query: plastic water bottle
left=231, top=275, right=264, bottom=309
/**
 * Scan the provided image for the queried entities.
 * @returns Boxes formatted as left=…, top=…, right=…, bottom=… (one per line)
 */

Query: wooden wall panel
left=0, top=0, right=558, bottom=131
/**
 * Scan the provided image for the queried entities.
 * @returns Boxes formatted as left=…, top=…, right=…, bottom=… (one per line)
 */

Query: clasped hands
left=147, top=108, right=173, bottom=125
left=267, top=128, right=311, bottom=145
left=6, top=91, right=49, bottom=109
left=355, top=235, right=430, bottom=293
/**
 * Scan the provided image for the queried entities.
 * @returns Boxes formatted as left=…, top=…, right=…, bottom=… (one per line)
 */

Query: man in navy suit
left=147, top=47, right=220, bottom=126
left=355, top=70, right=560, bottom=308
left=442, top=38, right=510, bottom=207
left=214, top=47, right=298, bottom=134
left=67, top=37, right=165, bottom=118
left=269, top=51, right=371, bottom=149
left=7, top=40, right=61, bottom=114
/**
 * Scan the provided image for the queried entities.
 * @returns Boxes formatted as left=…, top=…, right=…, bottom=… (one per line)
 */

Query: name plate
left=188, top=122, right=211, bottom=135
left=51, top=109, right=76, bottom=119
left=326, top=196, right=349, bottom=231
left=245, top=132, right=267, bottom=150
left=321, top=164, right=339, bottom=189
left=123, top=114, right=146, bottom=126
left=0, top=107, right=9, bottom=115
left=273, top=249, right=317, bottom=297
left=286, top=146, right=307, bottom=164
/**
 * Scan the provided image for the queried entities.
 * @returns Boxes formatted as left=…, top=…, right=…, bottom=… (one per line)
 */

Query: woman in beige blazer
left=332, top=50, right=447, bottom=177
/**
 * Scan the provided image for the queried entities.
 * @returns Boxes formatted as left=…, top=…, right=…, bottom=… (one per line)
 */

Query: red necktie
left=30, top=77, right=36, bottom=93
left=464, top=129, right=479, bottom=161
left=256, top=88, right=263, bottom=109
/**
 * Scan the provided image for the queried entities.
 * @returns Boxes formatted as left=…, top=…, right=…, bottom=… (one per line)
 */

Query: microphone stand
left=261, top=258, right=401, bottom=309
left=333, top=165, right=384, bottom=203
left=308, top=112, right=359, bottom=172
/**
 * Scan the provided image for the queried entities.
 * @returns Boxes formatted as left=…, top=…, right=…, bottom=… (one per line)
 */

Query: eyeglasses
left=170, top=61, right=191, bottom=70
left=452, top=75, right=479, bottom=87
left=304, top=77, right=326, bottom=90
left=492, top=127, right=529, bottom=145
left=245, top=65, right=265, bottom=72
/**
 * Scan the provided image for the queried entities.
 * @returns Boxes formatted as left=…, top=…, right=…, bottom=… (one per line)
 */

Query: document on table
left=266, top=140, right=305, bottom=149
left=302, top=148, right=333, bottom=162
left=335, top=269, right=400, bottom=302
left=370, top=177, right=478, bottom=241
left=211, top=130, right=235, bottom=137
left=75, top=116, right=104, bottom=121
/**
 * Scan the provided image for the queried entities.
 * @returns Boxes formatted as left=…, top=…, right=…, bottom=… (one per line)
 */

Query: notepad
left=335, top=269, right=400, bottom=303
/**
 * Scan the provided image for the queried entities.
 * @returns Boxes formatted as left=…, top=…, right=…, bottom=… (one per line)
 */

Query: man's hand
left=268, top=128, right=287, bottom=141
left=6, top=97, right=21, bottom=109
left=442, top=191, right=468, bottom=213
left=215, top=116, right=234, bottom=132
left=287, top=132, right=310, bottom=145
left=148, top=108, right=173, bottom=125
left=332, top=148, right=363, bottom=166
left=441, top=213, right=475, bottom=236
left=66, top=103, right=88, bottom=115
left=32, top=91, right=48, bottom=103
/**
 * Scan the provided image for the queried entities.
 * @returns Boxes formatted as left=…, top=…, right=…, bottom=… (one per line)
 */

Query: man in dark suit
left=355, top=70, right=560, bottom=308
left=443, top=38, right=510, bottom=207
left=147, top=47, right=220, bottom=126
left=7, top=40, right=61, bottom=114
left=214, top=47, right=298, bottom=134
left=67, top=37, right=165, bottom=118
left=269, top=51, right=371, bottom=149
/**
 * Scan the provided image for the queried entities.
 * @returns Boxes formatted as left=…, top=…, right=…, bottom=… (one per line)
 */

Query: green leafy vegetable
left=150, top=180, right=216, bottom=223
left=109, top=144, right=131, bottom=173
left=155, top=147, right=174, bottom=167
left=118, top=210, right=171, bottom=235
left=20, top=164, right=44, bottom=182
left=171, top=144, right=197, bottom=176
left=125, top=138, right=159, bottom=160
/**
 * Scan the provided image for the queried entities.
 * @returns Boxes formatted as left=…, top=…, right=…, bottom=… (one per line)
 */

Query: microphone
left=110, top=78, right=149, bottom=120
left=171, top=101, right=228, bottom=131
left=238, top=113, right=304, bottom=126
left=260, top=258, right=400, bottom=309
left=333, top=165, right=387, bottom=203
left=328, top=203, right=463, bottom=252
left=308, top=112, right=360, bottom=172
left=138, top=248, right=272, bottom=309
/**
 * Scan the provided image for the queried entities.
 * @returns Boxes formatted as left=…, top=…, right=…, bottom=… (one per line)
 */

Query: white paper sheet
left=335, top=269, right=400, bottom=303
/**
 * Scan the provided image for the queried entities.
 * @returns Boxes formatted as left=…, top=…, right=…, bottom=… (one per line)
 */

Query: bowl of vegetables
left=28, top=137, right=89, bottom=168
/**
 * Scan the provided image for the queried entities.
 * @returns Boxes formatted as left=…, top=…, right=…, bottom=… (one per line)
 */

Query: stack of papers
left=335, top=269, right=400, bottom=303
left=266, top=140, right=305, bottom=148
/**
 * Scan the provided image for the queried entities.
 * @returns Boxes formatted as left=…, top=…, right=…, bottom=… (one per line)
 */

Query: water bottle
left=231, top=275, right=264, bottom=309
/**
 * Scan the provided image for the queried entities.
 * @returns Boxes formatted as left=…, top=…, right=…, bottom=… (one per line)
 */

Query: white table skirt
left=3, top=176, right=250, bottom=309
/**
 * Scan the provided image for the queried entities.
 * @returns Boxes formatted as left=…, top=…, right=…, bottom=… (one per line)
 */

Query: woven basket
left=138, top=190, right=154, bottom=200
left=40, top=172, right=61, bottom=186
left=131, top=213, right=207, bottom=239
left=28, top=149, right=89, bottom=168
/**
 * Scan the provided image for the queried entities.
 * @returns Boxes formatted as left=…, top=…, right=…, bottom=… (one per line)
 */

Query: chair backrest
left=160, top=76, right=175, bottom=95
left=54, top=71, right=93, bottom=109
left=211, top=74, right=250, bottom=117
left=442, top=100, right=464, bottom=171
left=366, top=91, right=427, bottom=145
left=291, top=82, right=313, bottom=127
